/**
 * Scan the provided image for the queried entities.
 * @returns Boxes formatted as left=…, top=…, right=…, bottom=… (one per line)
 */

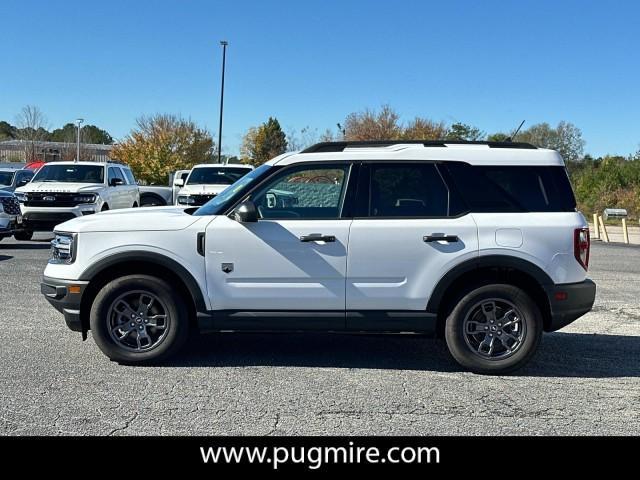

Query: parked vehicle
left=15, top=161, right=139, bottom=235
left=175, top=164, right=254, bottom=206
left=139, top=169, right=191, bottom=207
left=40, top=141, right=595, bottom=374
left=0, top=190, right=30, bottom=241
left=0, top=168, right=35, bottom=193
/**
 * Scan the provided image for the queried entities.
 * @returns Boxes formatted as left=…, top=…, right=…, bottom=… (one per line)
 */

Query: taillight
left=574, top=228, right=590, bottom=270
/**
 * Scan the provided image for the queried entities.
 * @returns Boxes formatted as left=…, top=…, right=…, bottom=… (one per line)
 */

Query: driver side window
left=251, top=164, right=350, bottom=220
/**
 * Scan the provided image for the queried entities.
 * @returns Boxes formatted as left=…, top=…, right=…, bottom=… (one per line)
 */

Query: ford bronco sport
left=40, top=141, right=596, bottom=374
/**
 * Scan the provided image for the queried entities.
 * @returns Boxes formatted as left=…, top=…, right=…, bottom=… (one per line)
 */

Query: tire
left=132, top=202, right=138, bottom=208
left=90, top=275, right=189, bottom=364
left=14, top=230, right=34, bottom=241
left=101, top=204, right=109, bottom=211
left=444, top=284, right=542, bottom=375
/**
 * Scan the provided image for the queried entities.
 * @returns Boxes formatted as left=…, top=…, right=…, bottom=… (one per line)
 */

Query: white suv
left=40, top=141, right=596, bottom=374
left=175, top=163, right=254, bottom=206
left=15, top=161, right=140, bottom=234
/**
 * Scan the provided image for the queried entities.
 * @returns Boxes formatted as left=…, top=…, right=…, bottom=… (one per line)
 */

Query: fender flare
left=79, top=251, right=207, bottom=311
left=426, top=255, right=553, bottom=314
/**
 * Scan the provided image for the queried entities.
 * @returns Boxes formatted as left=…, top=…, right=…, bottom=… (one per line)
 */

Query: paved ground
left=0, top=234, right=638, bottom=436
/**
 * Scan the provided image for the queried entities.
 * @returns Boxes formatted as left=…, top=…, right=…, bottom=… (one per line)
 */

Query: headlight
left=50, top=232, right=76, bottom=264
left=177, top=195, right=195, bottom=205
left=73, top=193, right=97, bottom=204
left=15, top=192, right=26, bottom=203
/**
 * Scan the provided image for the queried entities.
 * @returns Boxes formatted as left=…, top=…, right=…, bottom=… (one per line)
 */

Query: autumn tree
left=240, top=117, right=287, bottom=166
left=111, top=114, right=214, bottom=184
left=343, top=105, right=401, bottom=141
left=402, top=117, right=448, bottom=140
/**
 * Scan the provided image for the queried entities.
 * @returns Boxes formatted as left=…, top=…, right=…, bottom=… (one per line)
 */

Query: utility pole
left=75, top=118, right=84, bottom=162
left=217, top=40, right=228, bottom=164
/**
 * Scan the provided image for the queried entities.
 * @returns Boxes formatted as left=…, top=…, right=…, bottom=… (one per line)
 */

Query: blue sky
left=1, top=0, right=638, bottom=157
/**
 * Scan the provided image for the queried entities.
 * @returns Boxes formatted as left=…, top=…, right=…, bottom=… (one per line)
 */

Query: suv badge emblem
left=43, top=196, right=55, bottom=201
left=221, top=263, right=234, bottom=274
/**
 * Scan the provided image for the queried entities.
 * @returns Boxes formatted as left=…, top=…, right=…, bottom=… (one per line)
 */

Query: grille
left=1, top=197, right=21, bottom=215
left=24, top=192, right=85, bottom=207
left=191, top=194, right=216, bottom=206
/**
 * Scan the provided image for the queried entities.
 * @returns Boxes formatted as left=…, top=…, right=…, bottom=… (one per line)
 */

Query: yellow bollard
left=598, top=215, right=609, bottom=242
left=592, top=213, right=600, bottom=239
left=622, top=218, right=629, bottom=244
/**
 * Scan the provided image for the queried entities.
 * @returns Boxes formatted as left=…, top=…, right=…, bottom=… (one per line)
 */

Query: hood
left=0, top=189, right=15, bottom=198
left=15, top=182, right=105, bottom=194
left=179, top=184, right=229, bottom=195
left=56, top=206, right=207, bottom=233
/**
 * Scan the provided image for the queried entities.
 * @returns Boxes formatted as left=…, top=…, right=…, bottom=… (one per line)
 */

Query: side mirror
left=233, top=200, right=258, bottom=223
left=174, top=178, right=184, bottom=187
left=109, top=178, right=124, bottom=187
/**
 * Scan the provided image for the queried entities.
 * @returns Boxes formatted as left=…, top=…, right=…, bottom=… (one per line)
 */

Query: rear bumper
left=41, top=276, right=89, bottom=333
left=544, top=279, right=596, bottom=332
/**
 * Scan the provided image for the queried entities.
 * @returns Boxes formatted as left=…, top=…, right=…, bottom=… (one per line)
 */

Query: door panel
left=206, top=216, right=351, bottom=311
left=346, top=216, right=478, bottom=310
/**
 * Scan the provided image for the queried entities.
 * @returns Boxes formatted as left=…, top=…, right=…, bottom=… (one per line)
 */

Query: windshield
left=0, top=171, right=15, bottom=186
left=187, top=166, right=252, bottom=186
left=32, top=164, right=105, bottom=184
left=194, top=164, right=272, bottom=216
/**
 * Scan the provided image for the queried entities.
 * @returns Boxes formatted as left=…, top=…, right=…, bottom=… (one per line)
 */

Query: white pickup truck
left=175, top=164, right=254, bottom=206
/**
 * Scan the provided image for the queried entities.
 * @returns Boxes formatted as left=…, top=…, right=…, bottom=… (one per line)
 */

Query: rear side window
left=445, top=163, right=576, bottom=213
left=368, top=164, right=449, bottom=217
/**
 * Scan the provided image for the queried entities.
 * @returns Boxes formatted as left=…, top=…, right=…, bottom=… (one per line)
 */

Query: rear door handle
left=423, top=234, right=459, bottom=243
left=300, top=234, right=336, bottom=243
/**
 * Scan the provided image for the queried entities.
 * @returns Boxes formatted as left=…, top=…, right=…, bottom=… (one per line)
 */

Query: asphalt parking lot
left=0, top=234, right=638, bottom=436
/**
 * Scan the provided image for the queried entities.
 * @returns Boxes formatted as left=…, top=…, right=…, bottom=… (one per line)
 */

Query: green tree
left=50, top=123, right=113, bottom=144
left=110, top=114, right=214, bottom=184
left=516, top=121, right=585, bottom=162
left=446, top=122, right=484, bottom=141
left=0, top=121, right=16, bottom=140
left=240, top=117, right=287, bottom=166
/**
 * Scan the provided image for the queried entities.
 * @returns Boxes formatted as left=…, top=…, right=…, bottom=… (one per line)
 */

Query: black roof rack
left=300, top=140, right=537, bottom=153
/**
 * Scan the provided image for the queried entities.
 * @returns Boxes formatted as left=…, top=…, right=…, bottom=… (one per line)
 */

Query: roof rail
left=300, top=140, right=537, bottom=153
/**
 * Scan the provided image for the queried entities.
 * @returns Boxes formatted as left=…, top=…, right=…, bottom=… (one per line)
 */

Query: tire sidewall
left=445, top=284, right=542, bottom=374
left=90, top=275, right=188, bottom=363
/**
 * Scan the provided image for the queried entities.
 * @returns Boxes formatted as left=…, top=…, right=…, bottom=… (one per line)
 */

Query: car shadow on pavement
left=165, top=331, right=639, bottom=378
left=0, top=255, right=13, bottom=261
left=0, top=243, right=51, bottom=250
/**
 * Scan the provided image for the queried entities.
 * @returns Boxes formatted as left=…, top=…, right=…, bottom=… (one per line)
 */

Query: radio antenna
left=506, top=120, right=525, bottom=142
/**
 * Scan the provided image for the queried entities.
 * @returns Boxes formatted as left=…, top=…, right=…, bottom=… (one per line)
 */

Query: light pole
left=217, top=40, right=228, bottom=164
left=75, top=118, right=84, bottom=162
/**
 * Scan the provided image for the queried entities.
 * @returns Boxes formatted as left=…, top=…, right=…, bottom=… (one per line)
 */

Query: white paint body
left=44, top=144, right=589, bottom=313
left=16, top=161, right=139, bottom=217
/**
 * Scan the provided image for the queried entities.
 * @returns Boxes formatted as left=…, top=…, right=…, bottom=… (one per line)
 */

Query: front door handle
left=300, top=234, right=336, bottom=243
left=423, top=234, right=459, bottom=243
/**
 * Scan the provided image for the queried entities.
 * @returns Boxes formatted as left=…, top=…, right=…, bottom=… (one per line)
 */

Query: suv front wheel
left=444, top=284, right=542, bottom=374
left=90, top=275, right=189, bottom=364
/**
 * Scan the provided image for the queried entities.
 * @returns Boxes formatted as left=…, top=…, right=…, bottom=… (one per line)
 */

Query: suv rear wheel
left=444, top=284, right=542, bottom=374
left=14, top=230, right=33, bottom=241
left=90, top=275, right=189, bottom=364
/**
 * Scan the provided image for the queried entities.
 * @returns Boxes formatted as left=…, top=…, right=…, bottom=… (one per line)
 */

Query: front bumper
left=22, top=205, right=97, bottom=231
left=544, top=279, right=596, bottom=332
left=0, top=215, right=27, bottom=238
left=41, top=276, right=89, bottom=333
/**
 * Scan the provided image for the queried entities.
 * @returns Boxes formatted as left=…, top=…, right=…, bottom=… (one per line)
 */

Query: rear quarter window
left=445, top=163, right=576, bottom=213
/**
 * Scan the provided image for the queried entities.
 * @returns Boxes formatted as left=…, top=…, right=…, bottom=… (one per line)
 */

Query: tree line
left=4, top=105, right=639, bottom=219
